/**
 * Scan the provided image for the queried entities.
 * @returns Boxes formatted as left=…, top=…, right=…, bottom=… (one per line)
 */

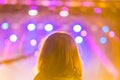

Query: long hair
left=34, top=32, right=82, bottom=80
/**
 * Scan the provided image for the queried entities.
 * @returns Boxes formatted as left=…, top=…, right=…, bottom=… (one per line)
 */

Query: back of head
left=34, top=32, right=82, bottom=80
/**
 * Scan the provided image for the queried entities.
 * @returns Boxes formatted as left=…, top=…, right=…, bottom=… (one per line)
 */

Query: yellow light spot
left=98, top=2, right=107, bottom=8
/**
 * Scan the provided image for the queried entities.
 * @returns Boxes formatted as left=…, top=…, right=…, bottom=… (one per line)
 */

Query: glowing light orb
left=109, top=31, right=115, bottom=37
left=75, top=36, right=83, bottom=44
left=100, top=37, right=107, bottom=44
left=73, top=25, right=82, bottom=32
left=1, top=22, right=9, bottom=30
left=81, top=30, right=87, bottom=37
left=27, top=23, right=36, bottom=31
left=94, top=8, right=102, bottom=14
left=59, top=10, right=69, bottom=17
left=30, top=39, right=37, bottom=46
left=28, top=9, right=38, bottom=16
left=9, top=34, right=18, bottom=42
left=102, top=26, right=109, bottom=33
left=44, top=24, right=53, bottom=32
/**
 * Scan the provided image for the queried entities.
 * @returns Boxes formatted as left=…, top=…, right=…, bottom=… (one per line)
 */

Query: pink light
left=94, top=8, right=102, bottom=14
left=81, top=30, right=87, bottom=37
left=40, top=1, right=62, bottom=6
left=65, top=2, right=72, bottom=7
left=83, top=2, right=94, bottom=7
left=109, top=31, right=115, bottom=37
left=8, top=0, right=17, bottom=4
left=41, top=1, right=50, bottom=6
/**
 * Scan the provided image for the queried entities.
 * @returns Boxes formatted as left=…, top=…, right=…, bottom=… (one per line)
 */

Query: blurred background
left=0, top=0, right=120, bottom=80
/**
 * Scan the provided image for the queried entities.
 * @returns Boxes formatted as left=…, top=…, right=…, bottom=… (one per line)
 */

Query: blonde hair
left=34, top=32, right=82, bottom=80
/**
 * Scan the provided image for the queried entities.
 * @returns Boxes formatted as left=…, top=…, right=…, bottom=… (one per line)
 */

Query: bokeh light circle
left=73, top=25, right=82, bottom=32
left=75, top=36, right=83, bottom=44
left=44, top=24, right=53, bottom=32
left=9, top=34, right=18, bottom=42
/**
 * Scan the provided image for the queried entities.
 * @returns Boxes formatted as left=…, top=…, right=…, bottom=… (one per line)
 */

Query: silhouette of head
left=35, top=32, right=82, bottom=80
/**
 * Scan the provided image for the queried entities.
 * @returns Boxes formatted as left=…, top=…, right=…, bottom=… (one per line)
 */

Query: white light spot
left=30, top=39, right=37, bottom=46
left=75, top=36, right=83, bottom=44
left=59, top=10, right=69, bottom=17
left=27, top=23, right=36, bottom=31
left=28, top=10, right=38, bottom=16
left=9, top=34, right=18, bottom=42
left=73, top=25, right=82, bottom=32
left=44, top=24, right=53, bottom=32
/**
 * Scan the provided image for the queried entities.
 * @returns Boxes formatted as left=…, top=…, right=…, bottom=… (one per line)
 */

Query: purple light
left=94, top=8, right=102, bottom=14
left=0, top=0, right=5, bottom=4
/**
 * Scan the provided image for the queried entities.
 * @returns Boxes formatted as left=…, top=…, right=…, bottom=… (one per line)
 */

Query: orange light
left=98, top=2, right=107, bottom=8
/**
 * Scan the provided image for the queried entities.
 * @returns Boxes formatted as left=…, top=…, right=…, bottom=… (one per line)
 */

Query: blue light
left=27, top=23, right=36, bottom=31
left=1, top=22, right=9, bottom=30
left=102, top=26, right=109, bottom=33
left=100, top=37, right=107, bottom=44
left=73, top=24, right=82, bottom=32
left=44, top=24, right=53, bottom=32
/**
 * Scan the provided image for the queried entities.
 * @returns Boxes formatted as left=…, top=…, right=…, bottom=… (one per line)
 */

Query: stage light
left=27, top=23, right=36, bottom=31
left=102, top=26, right=109, bottom=33
left=83, top=2, right=94, bottom=7
left=44, top=24, right=53, bottom=32
left=98, top=2, right=107, bottom=8
left=100, top=37, right=107, bottom=44
left=75, top=36, right=83, bottom=44
left=30, top=39, right=37, bottom=46
left=109, top=31, right=115, bottom=37
left=73, top=24, right=82, bottom=32
left=1, top=22, right=9, bottom=30
left=28, top=9, right=38, bottom=16
left=9, top=34, right=18, bottom=42
left=59, top=10, right=69, bottom=17
left=81, top=30, right=87, bottom=37
left=94, top=8, right=102, bottom=14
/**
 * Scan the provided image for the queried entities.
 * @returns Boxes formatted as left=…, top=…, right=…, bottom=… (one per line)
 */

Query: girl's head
left=36, top=32, right=82, bottom=79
